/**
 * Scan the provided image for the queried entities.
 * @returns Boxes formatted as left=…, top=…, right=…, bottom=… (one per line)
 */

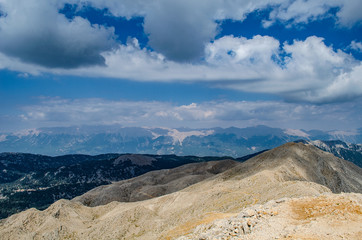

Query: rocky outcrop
left=178, top=193, right=362, bottom=240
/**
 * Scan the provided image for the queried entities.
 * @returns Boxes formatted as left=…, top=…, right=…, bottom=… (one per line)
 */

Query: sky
left=0, top=0, right=361, bottom=132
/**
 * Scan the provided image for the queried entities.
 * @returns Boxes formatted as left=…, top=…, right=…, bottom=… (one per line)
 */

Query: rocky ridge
left=73, top=160, right=239, bottom=206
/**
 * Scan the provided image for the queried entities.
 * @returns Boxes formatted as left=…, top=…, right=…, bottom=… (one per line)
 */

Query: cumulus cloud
left=0, top=0, right=116, bottom=68
left=266, top=0, right=335, bottom=25
left=350, top=40, right=362, bottom=52
left=0, top=0, right=360, bottom=67
left=336, top=0, right=362, bottom=26
left=265, top=0, right=362, bottom=27
left=17, top=97, right=362, bottom=130
left=1, top=34, right=360, bottom=104
left=143, top=0, right=218, bottom=62
left=83, top=0, right=361, bottom=61
left=280, top=36, right=357, bottom=102
left=0, top=0, right=361, bottom=104
left=85, top=0, right=272, bottom=62
left=110, top=36, right=361, bottom=104
left=199, top=36, right=361, bottom=104
left=225, top=36, right=361, bottom=104
left=204, top=35, right=281, bottom=73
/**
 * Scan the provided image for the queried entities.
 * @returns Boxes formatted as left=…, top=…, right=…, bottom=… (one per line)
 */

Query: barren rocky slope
left=73, top=160, right=239, bottom=206
left=0, top=142, right=361, bottom=240
left=221, top=141, right=362, bottom=193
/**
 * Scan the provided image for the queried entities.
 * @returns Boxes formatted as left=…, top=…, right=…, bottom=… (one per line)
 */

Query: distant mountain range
left=1, top=125, right=361, bottom=156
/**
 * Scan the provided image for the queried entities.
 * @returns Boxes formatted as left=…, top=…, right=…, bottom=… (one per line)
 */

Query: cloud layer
left=0, top=0, right=361, bottom=104
left=72, top=35, right=360, bottom=104
left=1, top=0, right=360, bottom=66
left=16, top=97, right=362, bottom=131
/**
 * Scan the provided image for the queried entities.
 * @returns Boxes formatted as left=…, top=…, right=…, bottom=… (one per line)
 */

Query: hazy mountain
left=1, top=142, right=360, bottom=239
left=0, top=125, right=361, bottom=157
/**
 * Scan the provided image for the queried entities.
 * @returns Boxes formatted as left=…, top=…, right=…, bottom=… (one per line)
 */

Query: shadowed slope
left=73, top=159, right=239, bottom=206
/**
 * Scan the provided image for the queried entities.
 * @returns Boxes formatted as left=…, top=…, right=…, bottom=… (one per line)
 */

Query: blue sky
left=0, top=0, right=361, bottom=132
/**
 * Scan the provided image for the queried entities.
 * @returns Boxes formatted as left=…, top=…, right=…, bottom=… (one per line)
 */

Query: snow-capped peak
left=284, top=129, right=309, bottom=138
left=14, top=129, right=41, bottom=138
left=167, top=129, right=214, bottom=145
left=0, top=134, right=7, bottom=142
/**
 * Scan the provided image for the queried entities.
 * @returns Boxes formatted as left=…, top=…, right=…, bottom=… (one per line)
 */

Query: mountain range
left=0, top=142, right=361, bottom=239
left=1, top=136, right=361, bottom=220
left=1, top=125, right=361, bottom=156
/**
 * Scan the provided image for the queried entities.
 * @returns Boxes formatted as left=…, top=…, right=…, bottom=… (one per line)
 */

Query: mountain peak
left=224, top=142, right=362, bottom=193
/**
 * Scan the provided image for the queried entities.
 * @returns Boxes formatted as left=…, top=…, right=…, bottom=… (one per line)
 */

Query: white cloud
left=319, top=64, right=362, bottom=102
left=202, top=36, right=361, bottom=104
left=266, top=0, right=362, bottom=27
left=350, top=41, right=362, bottom=52
left=268, top=0, right=336, bottom=24
left=17, top=97, right=362, bottom=131
left=0, top=0, right=361, bottom=104
left=85, top=0, right=361, bottom=61
left=205, top=35, right=280, bottom=67
left=336, top=0, right=362, bottom=27
left=142, top=0, right=219, bottom=62
left=0, top=0, right=359, bottom=67
left=0, top=34, right=360, bottom=104
left=1, top=0, right=358, bottom=66
left=0, top=0, right=116, bottom=68
left=279, top=36, right=358, bottom=102
left=77, top=0, right=148, bottom=19
left=86, top=0, right=362, bottom=27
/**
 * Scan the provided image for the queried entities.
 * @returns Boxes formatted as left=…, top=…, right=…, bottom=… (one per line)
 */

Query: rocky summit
left=0, top=142, right=361, bottom=239
left=178, top=193, right=362, bottom=240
